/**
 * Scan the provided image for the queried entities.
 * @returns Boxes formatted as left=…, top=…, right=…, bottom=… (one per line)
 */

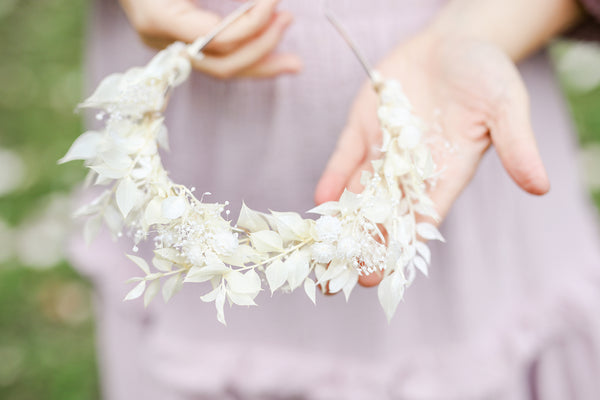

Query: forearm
left=425, top=0, right=584, bottom=61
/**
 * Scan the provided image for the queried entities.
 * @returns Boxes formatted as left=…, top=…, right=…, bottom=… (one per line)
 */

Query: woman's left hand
left=314, top=32, right=550, bottom=287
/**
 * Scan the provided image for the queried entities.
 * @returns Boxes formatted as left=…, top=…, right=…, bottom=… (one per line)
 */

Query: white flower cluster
left=60, top=42, right=444, bottom=324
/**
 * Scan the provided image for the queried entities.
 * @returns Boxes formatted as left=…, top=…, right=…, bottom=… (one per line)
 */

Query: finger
left=314, top=126, right=367, bottom=205
left=341, top=161, right=369, bottom=196
left=237, top=53, right=302, bottom=78
left=139, top=34, right=172, bottom=50
left=425, top=146, right=484, bottom=223
left=206, top=0, right=281, bottom=53
left=129, top=1, right=220, bottom=45
left=358, top=270, right=383, bottom=287
left=489, top=80, right=550, bottom=195
left=134, top=0, right=280, bottom=53
left=191, top=12, right=294, bottom=79
left=320, top=270, right=383, bottom=292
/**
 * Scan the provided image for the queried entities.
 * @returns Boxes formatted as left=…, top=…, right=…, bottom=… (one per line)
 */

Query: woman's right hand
left=119, top=0, right=302, bottom=79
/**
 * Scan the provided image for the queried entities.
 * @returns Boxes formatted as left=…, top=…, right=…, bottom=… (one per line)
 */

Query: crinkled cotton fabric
left=70, top=1, right=600, bottom=399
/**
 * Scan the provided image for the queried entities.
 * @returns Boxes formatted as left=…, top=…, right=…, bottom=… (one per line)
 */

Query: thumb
left=159, top=0, right=280, bottom=49
left=489, top=79, right=550, bottom=195
left=314, top=125, right=366, bottom=205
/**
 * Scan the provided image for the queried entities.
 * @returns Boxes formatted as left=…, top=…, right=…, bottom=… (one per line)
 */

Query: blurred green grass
left=0, top=0, right=99, bottom=399
left=0, top=1, right=598, bottom=399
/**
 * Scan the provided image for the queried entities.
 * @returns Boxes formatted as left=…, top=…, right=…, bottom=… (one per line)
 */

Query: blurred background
left=0, top=1, right=599, bottom=399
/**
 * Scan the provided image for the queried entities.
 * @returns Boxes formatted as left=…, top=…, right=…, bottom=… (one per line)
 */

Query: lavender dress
left=70, top=1, right=600, bottom=399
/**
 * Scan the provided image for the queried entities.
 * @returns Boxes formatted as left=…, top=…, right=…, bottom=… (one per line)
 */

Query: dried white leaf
left=303, top=278, right=316, bottom=305
left=157, top=124, right=170, bottom=151
left=414, top=202, right=439, bottom=220
left=414, top=241, right=431, bottom=264
left=90, top=164, right=129, bottom=180
left=405, top=263, right=416, bottom=286
left=416, top=222, right=445, bottom=242
left=237, top=203, right=269, bottom=232
left=342, top=268, right=359, bottom=302
left=385, top=152, right=411, bottom=176
left=316, top=259, right=346, bottom=285
left=413, top=256, right=428, bottom=276
left=377, top=270, right=406, bottom=322
left=144, top=279, right=160, bottom=307
left=116, top=178, right=140, bottom=219
left=79, top=73, right=123, bottom=109
left=100, top=148, right=132, bottom=171
left=226, top=269, right=261, bottom=296
left=103, top=204, right=123, bottom=234
left=162, top=273, right=184, bottom=302
left=215, top=287, right=227, bottom=325
left=154, top=247, right=185, bottom=264
left=83, top=215, right=102, bottom=246
left=285, top=249, right=311, bottom=291
left=360, top=170, right=372, bottom=186
left=184, top=262, right=229, bottom=283
left=328, top=268, right=350, bottom=294
left=144, top=198, right=168, bottom=226
left=58, top=131, right=104, bottom=164
left=250, top=230, right=283, bottom=253
left=362, top=197, right=392, bottom=224
left=124, top=280, right=146, bottom=301
left=126, top=254, right=150, bottom=274
left=265, top=259, right=287, bottom=293
left=162, top=196, right=186, bottom=220
left=270, top=211, right=311, bottom=243
left=338, top=190, right=361, bottom=214
left=152, top=255, right=172, bottom=272
left=307, top=201, right=340, bottom=216
left=221, top=244, right=258, bottom=267
left=200, top=286, right=220, bottom=302
left=226, top=291, right=256, bottom=306
left=314, top=263, right=327, bottom=282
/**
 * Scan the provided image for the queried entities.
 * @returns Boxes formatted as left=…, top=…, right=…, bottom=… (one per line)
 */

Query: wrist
left=421, top=0, right=584, bottom=62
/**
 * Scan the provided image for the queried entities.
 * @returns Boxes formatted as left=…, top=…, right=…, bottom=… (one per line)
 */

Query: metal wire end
left=322, top=1, right=376, bottom=83
left=187, top=1, right=256, bottom=57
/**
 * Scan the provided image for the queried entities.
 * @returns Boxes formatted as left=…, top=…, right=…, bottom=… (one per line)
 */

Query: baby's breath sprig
left=60, top=5, right=444, bottom=324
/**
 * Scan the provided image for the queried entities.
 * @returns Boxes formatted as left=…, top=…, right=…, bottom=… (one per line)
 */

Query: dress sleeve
left=568, top=0, right=600, bottom=41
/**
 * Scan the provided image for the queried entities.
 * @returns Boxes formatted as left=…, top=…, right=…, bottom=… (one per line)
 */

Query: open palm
left=315, top=34, right=550, bottom=286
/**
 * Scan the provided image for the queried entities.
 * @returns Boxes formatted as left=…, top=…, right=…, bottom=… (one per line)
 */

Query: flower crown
left=60, top=4, right=443, bottom=324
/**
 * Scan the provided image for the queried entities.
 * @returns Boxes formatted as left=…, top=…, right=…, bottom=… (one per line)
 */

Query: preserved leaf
left=377, top=271, right=406, bottom=322
left=265, top=259, right=287, bottom=293
left=58, top=131, right=104, bottom=164
left=185, top=262, right=229, bottom=283
left=303, top=278, right=316, bottom=305
left=285, top=249, right=311, bottom=291
left=127, top=254, right=150, bottom=274
left=416, top=222, right=445, bottom=242
left=144, top=279, right=160, bottom=307
left=116, top=177, right=140, bottom=218
left=124, top=280, right=146, bottom=301
left=250, top=230, right=283, bottom=253
left=161, top=196, right=186, bottom=220
left=162, top=273, right=184, bottom=302
left=237, top=203, right=269, bottom=232
left=413, top=255, right=428, bottom=276
left=414, top=241, right=431, bottom=264
left=84, top=215, right=102, bottom=246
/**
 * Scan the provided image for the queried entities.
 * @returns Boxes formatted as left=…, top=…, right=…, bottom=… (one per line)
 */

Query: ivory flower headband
left=60, top=2, right=444, bottom=324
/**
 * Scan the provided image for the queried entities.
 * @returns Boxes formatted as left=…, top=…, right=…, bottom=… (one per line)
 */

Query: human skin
left=118, top=0, right=302, bottom=78
left=314, top=0, right=583, bottom=287
left=119, top=0, right=583, bottom=288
